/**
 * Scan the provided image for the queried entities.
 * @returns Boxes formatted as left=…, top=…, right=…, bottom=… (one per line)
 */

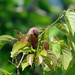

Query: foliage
left=0, top=8, right=75, bottom=75
left=0, top=35, right=16, bottom=49
left=0, top=69, right=12, bottom=75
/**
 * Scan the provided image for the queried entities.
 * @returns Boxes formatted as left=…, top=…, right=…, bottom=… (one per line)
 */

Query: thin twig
left=38, top=15, right=64, bottom=38
left=8, top=60, right=17, bottom=68
left=8, top=52, right=26, bottom=75
left=15, top=57, right=18, bottom=64
left=17, top=52, right=26, bottom=68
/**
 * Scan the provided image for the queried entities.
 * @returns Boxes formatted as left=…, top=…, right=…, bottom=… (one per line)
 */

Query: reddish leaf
left=18, top=34, right=28, bottom=43
left=14, top=30, right=20, bottom=34
left=42, top=41, right=49, bottom=50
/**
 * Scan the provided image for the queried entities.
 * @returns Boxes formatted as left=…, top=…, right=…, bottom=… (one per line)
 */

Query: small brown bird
left=17, top=27, right=39, bottom=49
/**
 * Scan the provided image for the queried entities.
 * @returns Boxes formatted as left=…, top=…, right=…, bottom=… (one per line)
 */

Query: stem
left=15, top=57, right=18, bottom=64
left=38, top=15, right=64, bottom=38
left=8, top=52, right=26, bottom=75
left=17, top=52, right=26, bottom=68
left=17, top=68, right=20, bottom=75
left=8, top=60, right=17, bottom=68
left=32, top=63, right=35, bottom=75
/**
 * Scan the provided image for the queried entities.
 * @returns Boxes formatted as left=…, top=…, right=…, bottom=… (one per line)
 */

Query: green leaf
left=0, top=69, right=12, bottom=75
left=27, top=54, right=34, bottom=66
left=11, top=41, right=22, bottom=58
left=47, top=50, right=57, bottom=69
left=56, top=23, right=72, bottom=50
left=18, top=47, right=35, bottom=53
left=65, top=9, right=75, bottom=36
left=43, top=58, right=53, bottom=71
left=30, top=47, right=36, bottom=52
left=56, top=10, right=75, bottom=50
left=65, top=54, right=75, bottom=75
left=40, top=50, right=47, bottom=56
left=61, top=46, right=72, bottom=70
left=72, top=42, right=75, bottom=51
left=37, top=55, right=43, bottom=65
left=56, top=23, right=69, bottom=35
left=21, top=62, right=29, bottom=71
left=0, top=35, right=15, bottom=49
left=51, top=42, right=60, bottom=59
left=17, top=47, right=31, bottom=54
left=11, top=41, right=29, bottom=58
left=43, top=64, right=52, bottom=75
left=50, top=36, right=61, bottom=59
left=18, top=41, right=30, bottom=50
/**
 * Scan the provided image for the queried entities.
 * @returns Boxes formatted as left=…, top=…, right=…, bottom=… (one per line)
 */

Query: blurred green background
left=0, top=0, right=75, bottom=75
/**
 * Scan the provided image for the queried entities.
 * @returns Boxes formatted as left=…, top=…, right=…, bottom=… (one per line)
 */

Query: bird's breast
left=30, top=37, right=38, bottom=49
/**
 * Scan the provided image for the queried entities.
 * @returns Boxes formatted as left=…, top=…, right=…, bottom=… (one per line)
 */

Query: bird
left=11, top=27, right=39, bottom=58
left=17, top=27, right=39, bottom=49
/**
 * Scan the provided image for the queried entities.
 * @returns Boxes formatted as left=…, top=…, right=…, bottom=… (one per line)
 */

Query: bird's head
left=27, top=27, right=39, bottom=38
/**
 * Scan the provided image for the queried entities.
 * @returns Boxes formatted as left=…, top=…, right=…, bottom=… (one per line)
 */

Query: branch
left=17, top=52, right=26, bottom=68
left=8, top=52, right=26, bottom=75
left=8, top=60, right=17, bottom=68
left=38, top=15, right=64, bottom=38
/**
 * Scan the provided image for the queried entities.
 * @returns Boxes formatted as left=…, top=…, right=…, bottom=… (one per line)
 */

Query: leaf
left=47, top=50, right=57, bottom=69
left=40, top=50, right=47, bottom=56
left=65, top=9, right=75, bottom=36
left=11, top=41, right=22, bottom=58
left=21, top=62, right=29, bottom=71
left=0, top=35, right=15, bottom=49
left=50, top=36, right=59, bottom=43
left=18, top=34, right=28, bottom=43
left=18, top=47, right=31, bottom=54
left=65, top=54, right=75, bottom=75
left=30, top=47, right=36, bottom=52
left=37, top=55, right=43, bottom=65
left=43, top=64, right=52, bottom=75
left=56, top=23, right=72, bottom=49
left=14, top=30, right=20, bottom=34
left=42, top=41, right=49, bottom=50
left=43, top=59, right=53, bottom=71
left=11, top=41, right=29, bottom=58
left=0, top=69, right=12, bottom=75
left=21, top=58, right=29, bottom=71
left=60, top=41, right=72, bottom=70
left=51, top=42, right=60, bottom=59
left=27, top=54, right=34, bottom=66
left=56, top=23, right=69, bottom=35
left=61, top=47, right=72, bottom=70
left=72, top=42, right=75, bottom=51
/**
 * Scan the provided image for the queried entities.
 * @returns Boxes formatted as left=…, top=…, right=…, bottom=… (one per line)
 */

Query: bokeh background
left=0, top=0, right=75, bottom=75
